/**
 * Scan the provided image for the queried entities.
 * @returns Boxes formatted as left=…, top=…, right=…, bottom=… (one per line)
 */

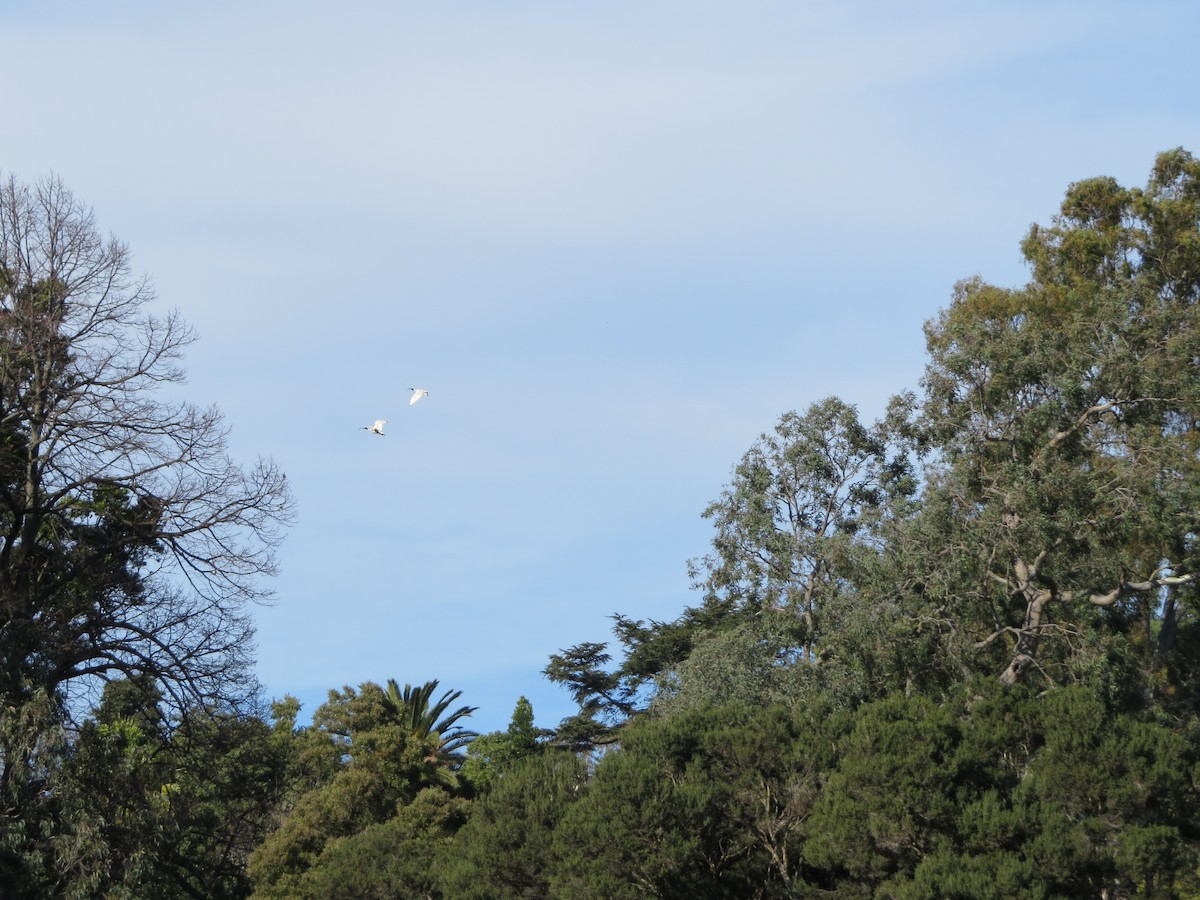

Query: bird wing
left=409, top=389, right=427, bottom=406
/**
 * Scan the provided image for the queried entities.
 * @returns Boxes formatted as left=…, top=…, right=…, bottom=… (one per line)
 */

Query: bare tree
left=0, top=173, right=293, bottom=726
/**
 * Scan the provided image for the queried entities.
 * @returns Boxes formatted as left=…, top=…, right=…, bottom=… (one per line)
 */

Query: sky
left=3, top=1, right=1198, bottom=734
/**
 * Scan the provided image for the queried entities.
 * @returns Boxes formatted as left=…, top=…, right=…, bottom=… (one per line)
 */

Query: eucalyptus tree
left=691, top=396, right=917, bottom=662
left=917, top=148, right=1200, bottom=697
left=546, top=397, right=917, bottom=740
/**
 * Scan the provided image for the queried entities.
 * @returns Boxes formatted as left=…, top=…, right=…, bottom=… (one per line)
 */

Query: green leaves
left=459, top=696, right=549, bottom=790
left=381, top=678, right=479, bottom=766
left=248, top=679, right=478, bottom=896
left=911, top=149, right=1200, bottom=694
left=697, top=397, right=897, bottom=622
left=532, top=148, right=1200, bottom=897
left=441, top=751, right=587, bottom=898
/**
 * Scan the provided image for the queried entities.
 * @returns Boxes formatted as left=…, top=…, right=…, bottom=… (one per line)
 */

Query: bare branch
left=0, top=173, right=294, bottom=719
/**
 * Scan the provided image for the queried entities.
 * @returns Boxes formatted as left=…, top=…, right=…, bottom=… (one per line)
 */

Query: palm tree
left=380, top=679, right=478, bottom=768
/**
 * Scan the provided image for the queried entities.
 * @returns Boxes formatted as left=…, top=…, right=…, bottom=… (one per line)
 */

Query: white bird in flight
left=362, top=419, right=387, bottom=435
left=410, top=388, right=429, bottom=406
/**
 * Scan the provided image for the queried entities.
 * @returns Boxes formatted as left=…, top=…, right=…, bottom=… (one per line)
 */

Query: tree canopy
left=5, top=150, right=1200, bottom=897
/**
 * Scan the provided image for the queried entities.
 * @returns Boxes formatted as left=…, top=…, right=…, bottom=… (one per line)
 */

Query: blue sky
left=4, top=1, right=1198, bottom=734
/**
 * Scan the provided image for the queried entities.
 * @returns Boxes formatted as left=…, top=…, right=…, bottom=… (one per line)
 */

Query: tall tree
left=0, top=172, right=292, bottom=711
left=0, top=173, right=293, bottom=881
left=917, top=148, right=1200, bottom=697
left=546, top=397, right=917, bottom=740
left=693, top=396, right=912, bottom=661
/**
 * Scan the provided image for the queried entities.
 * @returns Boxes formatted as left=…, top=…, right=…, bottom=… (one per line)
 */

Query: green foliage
left=914, top=149, right=1200, bottom=694
left=546, top=398, right=918, bottom=745
left=696, top=398, right=906, bottom=623
left=543, top=638, right=647, bottom=748
left=460, top=695, right=549, bottom=790
left=551, top=704, right=831, bottom=898
left=162, top=708, right=294, bottom=897
left=380, top=678, right=479, bottom=765
left=652, top=617, right=816, bottom=715
left=527, top=150, right=1200, bottom=900
left=874, top=684, right=1200, bottom=898
left=805, top=694, right=962, bottom=884
left=248, top=679, right=477, bottom=897
left=440, top=751, right=587, bottom=898
left=280, top=788, right=469, bottom=900
left=551, top=710, right=746, bottom=899
left=12, top=678, right=293, bottom=899
left=0, top=688, right=65, bottom=891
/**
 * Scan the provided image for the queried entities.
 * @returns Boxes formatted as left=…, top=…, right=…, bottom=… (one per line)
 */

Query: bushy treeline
left=37, top=674, right=1197, bottom=897
left=3, top=152, right=1200, bottom=896
left=458, top=684, right=1199, bottom=898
